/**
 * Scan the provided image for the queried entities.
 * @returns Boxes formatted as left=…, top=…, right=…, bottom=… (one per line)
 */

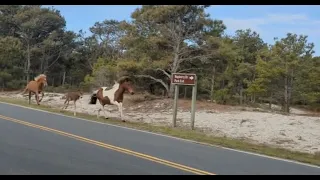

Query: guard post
left=171, top=73, right=197, bottom=130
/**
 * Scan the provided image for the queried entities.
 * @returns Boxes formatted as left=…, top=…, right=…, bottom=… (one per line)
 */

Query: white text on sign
left=174, top=75, right=189, bottom=79
left=174, top=79, right=185, bottom=83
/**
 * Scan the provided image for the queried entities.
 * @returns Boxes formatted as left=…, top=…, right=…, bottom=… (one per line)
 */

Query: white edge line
left=0, top=101, right=320, bottom=169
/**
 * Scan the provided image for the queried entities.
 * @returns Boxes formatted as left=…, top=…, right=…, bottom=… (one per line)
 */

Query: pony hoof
left=122, top=120, right=126, bottom=122
left=105, top=117, right=109, bottom=119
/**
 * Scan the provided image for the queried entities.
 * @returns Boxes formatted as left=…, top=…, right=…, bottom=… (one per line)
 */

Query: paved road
left=0, top=102, right=320, bottom=175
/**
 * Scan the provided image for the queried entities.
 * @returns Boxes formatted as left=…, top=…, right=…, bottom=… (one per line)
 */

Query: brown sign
left=171, top=73, right=196, bottom=85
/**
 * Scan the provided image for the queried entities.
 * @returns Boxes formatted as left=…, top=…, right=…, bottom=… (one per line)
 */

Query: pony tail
left=89, top=94, right=97, bottom=104
left=61, top=95, right=67, bottom=100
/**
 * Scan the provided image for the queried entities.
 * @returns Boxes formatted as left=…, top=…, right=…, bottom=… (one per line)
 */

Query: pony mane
left=112, top=82, right=119, bottom=89
left=34, top=74, right=46, bottom=81
left=118, top=76, right=131, bottom=84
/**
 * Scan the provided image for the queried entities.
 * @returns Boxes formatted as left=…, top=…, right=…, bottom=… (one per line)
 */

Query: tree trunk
left=40, top=49, right=45, bottom=73
left=239, top=86, right=243, bottom=105
left=62, top=71, right=66, bottom=86
left=284, top=60, right=289, bottom=113
left=243, top=94, right=248, bottom=103
left=210, top=66, right=215, bottom=102
left=287, top=69, right=294, bottom=113
left=269, top=101, right=272, bottom=109
left=284, top=76, right=289, bottom=113
left=169, top=84, right=175, bottom=98
left=162, top=89, right=165, bottom=97
left=168, top=42, right=180, bottom=98
left=26, top=42, right=31, bottom=83
left=269, top=92, right=272, bottom=109
left=184, top=86, right=187, bottom=99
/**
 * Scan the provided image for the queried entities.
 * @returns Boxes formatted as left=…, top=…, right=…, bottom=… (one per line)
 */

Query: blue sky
left=46, top=5, right=320, bottom=55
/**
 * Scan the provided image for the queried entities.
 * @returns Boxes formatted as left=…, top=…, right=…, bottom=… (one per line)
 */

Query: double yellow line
left=0, top=114, right=216, bottom=175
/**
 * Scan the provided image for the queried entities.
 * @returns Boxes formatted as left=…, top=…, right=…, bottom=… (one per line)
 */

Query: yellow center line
left=0, top=114, right=216, bottom=175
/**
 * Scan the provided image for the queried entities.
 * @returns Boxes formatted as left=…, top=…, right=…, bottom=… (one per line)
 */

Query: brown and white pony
left=89, top=76, right=134, bottom=122
left=21, top=74, right=48, bottom=105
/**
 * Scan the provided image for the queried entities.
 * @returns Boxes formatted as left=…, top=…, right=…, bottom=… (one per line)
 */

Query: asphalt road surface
left=0, top=102, right=320, bottom=175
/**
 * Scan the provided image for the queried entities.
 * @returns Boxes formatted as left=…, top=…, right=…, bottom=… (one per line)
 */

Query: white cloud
left=222, top=17, right=264, bottom=33
left=265, top=13, right=308, bottom=23
left=222, top=13, right=320, bottom=36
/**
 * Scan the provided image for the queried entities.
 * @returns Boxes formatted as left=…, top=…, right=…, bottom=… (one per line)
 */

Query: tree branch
left=178, top=47, right=199, bottom=56
left=134, top=75, right=169, bottom=91
left=45, top=51, right=61, bottom=70
left=178, top=53, right=212, bottom=64
left=156, top=68, right=171, bottom=78
left=178, top=68, right=199, bottom=73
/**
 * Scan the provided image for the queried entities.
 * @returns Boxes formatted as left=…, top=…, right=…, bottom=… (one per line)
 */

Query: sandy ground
left=1, top=91, right=320, bottom=154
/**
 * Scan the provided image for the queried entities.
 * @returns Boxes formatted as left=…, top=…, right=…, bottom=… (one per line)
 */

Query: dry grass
left=1, top=96, right=320, bottom=167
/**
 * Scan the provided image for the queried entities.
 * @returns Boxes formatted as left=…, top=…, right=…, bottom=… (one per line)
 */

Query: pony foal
left=61, top=91, right=83, bottom=116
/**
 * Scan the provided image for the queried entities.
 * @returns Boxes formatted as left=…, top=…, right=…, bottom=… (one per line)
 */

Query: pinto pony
left=89, top=76, right=134, bottom=122
left=21, top=74, right=48, bottom=105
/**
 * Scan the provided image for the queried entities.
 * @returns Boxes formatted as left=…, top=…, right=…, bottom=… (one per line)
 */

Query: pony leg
left=97, top=109, right=101, bottom=118
left=78, top=97, right=83, bottom=108
left=64, top=100, right=70, bottom=109
left=119, top=102, right=125, bottom=122
left=35, top=92, right=40, bottom=105
left=97, top=107, right=101, bottom=119
left=28, top=91, right=32, bottom=105
left=61, top=99, right=68, bottom=110
left=39, top=91, right=44, bottom=102
left=73, top=101, right=77, bottom=116
left=102, top=106, right=108, bottom=119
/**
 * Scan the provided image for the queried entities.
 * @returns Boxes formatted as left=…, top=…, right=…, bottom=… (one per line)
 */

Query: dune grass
left=0, top=96, right=320, bottom=167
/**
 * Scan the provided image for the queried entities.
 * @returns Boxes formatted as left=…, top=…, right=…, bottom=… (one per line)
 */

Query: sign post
left=190, top=78, right=197, bottom=130
left=172, top=85, right=179, bottom=127
left=171, top=73, right=197, bottom=130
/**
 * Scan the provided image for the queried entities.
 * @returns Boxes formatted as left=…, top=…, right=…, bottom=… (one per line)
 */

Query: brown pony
left=61, top=91, right=83, bottom=116
left=21, top=74, right=48, bottom=105
left=89, top=76, right=134, bottom=122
